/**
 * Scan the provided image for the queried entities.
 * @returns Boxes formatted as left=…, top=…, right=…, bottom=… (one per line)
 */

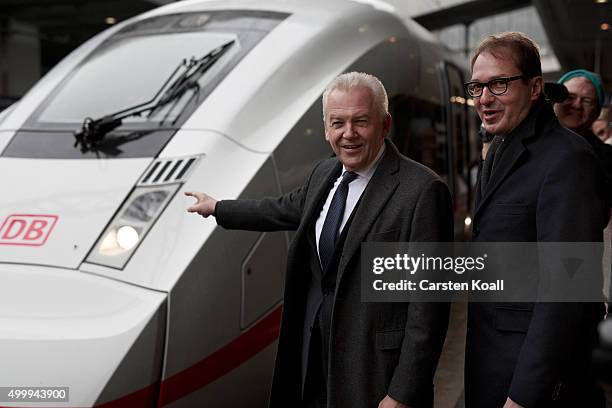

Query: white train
left=0, top=0, right=475, bottom=406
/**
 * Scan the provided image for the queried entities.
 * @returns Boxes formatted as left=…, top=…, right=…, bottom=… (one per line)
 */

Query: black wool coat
left=467, top=101, right=608, bottom=408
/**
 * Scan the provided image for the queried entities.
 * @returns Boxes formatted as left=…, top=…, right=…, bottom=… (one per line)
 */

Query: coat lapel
left=336, top=141, right=400, bottom=284
left=474, top=159, right=483, bottom=207
left=474, top=102, right=546, bottom=217
left=474, top=135, right=527, bottom=215
left=293, top=159, right=341, bottom=275
left=300, top=161, right=342, bottom=231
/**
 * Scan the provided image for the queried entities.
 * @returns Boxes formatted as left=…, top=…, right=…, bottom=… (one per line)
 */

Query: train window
left=445, top=64, right=469, bottom=198
left=273, top=98, right=331, bottom=195
left=37, top=32, right=239, bottom=125
left=389, top=42, right=448, bottom=180
left=4, top=11, right=289, bottom=159
left=418, top=44, right=444, bottom=107
left=389, top=94, right=448, bottom=179
left=33, top=11, right=288, bottom=129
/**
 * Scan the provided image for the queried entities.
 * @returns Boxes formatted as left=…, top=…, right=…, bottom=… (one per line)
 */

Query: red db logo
left=0, top=214, right=58, bottom=246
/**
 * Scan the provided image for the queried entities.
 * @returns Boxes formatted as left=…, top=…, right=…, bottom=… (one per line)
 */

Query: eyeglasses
left=464, top=75, right=525, bottom=97
left=564, top=94, right=596, bottom=108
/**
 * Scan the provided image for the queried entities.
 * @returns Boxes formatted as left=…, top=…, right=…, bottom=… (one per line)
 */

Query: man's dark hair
left=470, top=32, right=542, bottom=79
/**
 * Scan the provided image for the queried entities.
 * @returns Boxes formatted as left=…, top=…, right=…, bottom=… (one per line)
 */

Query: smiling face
left=472, top=50, right=542, bottom=136
left=324, top=86, right=391, bottom=171
left=553, top=76, right=599, bottom=132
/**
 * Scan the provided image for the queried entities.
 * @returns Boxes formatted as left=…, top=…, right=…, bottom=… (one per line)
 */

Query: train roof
left=135, top=0, right=440, bottom=43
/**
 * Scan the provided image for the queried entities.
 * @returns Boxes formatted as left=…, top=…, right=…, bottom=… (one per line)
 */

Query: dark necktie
left=480, top=135, right=503, bottom=196
left=319, top=171, right=358, bottom=272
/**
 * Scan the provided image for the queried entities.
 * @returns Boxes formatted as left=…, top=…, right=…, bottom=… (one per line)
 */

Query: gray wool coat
left=216, top=139, right=453, bottom=408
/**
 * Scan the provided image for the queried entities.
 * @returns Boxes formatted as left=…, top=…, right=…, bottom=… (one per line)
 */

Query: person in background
left=554, top=70, right=612, bottom=173
left=590, top=104, right=612, bottom=309
left=593, top=106, right=611, bottom=144
left=554, top=69, right=612, bottom=243
left=554, top=69, right=604, bottom=134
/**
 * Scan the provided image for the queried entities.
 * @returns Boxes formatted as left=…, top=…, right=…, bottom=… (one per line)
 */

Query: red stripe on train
left=158, top=305, right=282, bottom=406
left=94, top=305, right=282, bottom=407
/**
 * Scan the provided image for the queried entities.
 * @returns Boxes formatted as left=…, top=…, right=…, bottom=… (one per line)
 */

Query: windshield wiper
left=74, top=40, right=234, bottom=151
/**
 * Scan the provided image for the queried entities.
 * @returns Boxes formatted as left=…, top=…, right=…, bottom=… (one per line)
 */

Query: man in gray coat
left=186, top=72, right=452, bottom=408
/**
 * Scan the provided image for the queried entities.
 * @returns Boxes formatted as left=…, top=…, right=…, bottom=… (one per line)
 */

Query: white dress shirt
left=315, top=144, right=385, bottom=259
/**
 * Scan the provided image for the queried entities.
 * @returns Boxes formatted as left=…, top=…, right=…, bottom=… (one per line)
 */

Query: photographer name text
left=372, top=279, right=504, bottom=292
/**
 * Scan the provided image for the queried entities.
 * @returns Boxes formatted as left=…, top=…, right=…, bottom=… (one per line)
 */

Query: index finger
left=184, top=191, right=202, bottom=198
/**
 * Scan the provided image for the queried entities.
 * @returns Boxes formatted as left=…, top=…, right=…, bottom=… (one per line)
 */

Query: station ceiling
left=0, top=0, right=167, bottom=71
left=414, top=0, right=612, bottom=89
left=534, top=0, right=611, bottom=89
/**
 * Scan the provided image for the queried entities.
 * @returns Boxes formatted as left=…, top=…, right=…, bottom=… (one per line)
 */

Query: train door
left=442, top=62, right=472, bottom=240
left=388, top=41, right=449, bottom=185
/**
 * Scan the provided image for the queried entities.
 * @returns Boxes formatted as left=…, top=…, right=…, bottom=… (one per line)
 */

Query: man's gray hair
left=322, top=72, right=389, bottom=119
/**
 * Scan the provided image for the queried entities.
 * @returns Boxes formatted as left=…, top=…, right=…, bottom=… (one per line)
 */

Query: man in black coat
left=186, top=72, right=452, bottom=408
left=465, top=33, right=608, bottom=407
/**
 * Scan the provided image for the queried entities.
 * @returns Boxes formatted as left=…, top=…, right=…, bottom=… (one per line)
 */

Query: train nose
left=0, top=264, right=166, bottom=407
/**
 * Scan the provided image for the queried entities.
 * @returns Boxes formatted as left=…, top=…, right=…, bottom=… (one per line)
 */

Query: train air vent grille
left=138, top=156, right=200, bottom=186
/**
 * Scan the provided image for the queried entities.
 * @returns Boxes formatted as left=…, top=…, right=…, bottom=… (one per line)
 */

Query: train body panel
left=81, top=132, right=274, bottom=292
left=0, top=158, right=150, bottom=268
left=0, top=263, right=166, bottom=407
left=0, top=158, right=150, bottom=269
left=0, top=130, right=16, bottom=156
left=0, top=0, right=476, bottom=406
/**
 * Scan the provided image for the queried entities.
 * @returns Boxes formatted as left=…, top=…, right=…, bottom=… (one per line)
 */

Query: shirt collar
left=342, top=142, right=386, bottom=181
left=502, top=97, right=546, bottom=140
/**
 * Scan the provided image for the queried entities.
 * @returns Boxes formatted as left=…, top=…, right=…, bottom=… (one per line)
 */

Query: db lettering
left=0, top=215, right=58, bottom=246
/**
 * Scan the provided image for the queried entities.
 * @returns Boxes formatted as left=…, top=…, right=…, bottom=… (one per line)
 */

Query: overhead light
left=596, top=0, right=607, bottom=3
left=601, top=23, right=610, bottom=30
left=450, top=96, right=467, bottom=104
left=105, top=17, right=117, bottom=25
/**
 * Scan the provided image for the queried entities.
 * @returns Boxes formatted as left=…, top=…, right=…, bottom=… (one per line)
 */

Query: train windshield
left=4, top=11, right=288, bottom=159
left=38, top=33, right=235, bottom=125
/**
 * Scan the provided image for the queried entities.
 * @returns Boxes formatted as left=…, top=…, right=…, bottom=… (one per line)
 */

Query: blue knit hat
left=557, top=69, right=605, bottom=106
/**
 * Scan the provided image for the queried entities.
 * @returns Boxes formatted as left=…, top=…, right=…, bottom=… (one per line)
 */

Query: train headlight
left=86, top=184, right=179, bottom=269
left=116, top=226, right=139, bottom=250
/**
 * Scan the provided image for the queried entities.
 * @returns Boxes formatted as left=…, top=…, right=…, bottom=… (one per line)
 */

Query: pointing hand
left=185, top=191, right=218, bottom=217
